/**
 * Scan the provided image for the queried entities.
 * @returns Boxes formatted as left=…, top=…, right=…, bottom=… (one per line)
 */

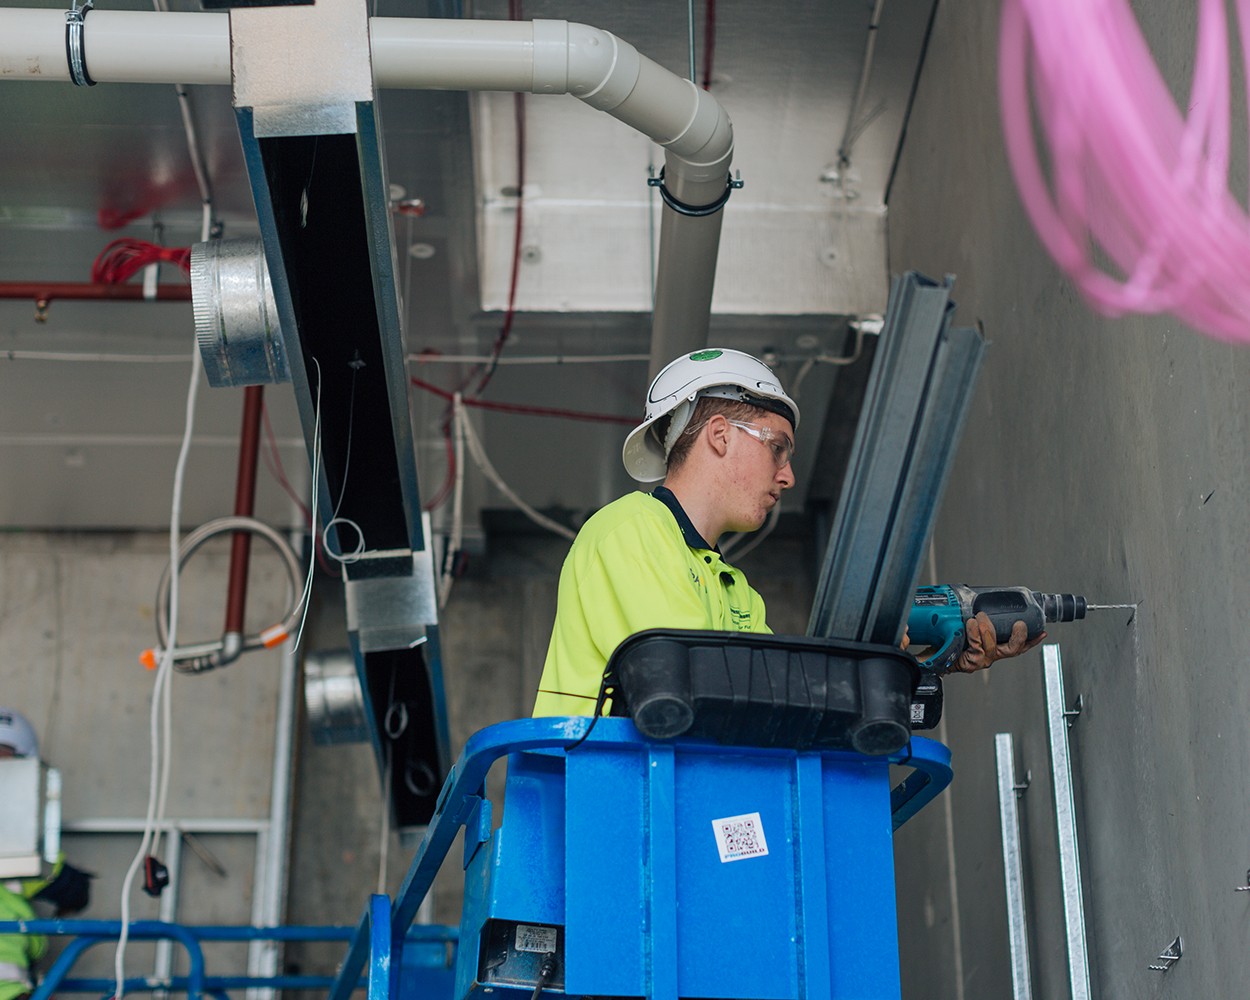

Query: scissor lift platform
left=333, top=715, right=952, bottom=1000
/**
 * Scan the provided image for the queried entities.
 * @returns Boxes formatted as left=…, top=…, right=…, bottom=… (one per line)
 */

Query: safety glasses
left=728, top=420, right=795, bottom=469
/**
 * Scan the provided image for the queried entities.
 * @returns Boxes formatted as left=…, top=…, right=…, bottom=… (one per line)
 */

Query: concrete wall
left=0, top=531, right=292, bottom=981
left=888, top=2, right=1250, bottom=997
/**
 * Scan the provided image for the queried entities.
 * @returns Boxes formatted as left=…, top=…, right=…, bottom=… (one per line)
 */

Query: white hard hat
left=0, top=707, right=37, bottom=758
left=622, top=348, right=800, bottom=482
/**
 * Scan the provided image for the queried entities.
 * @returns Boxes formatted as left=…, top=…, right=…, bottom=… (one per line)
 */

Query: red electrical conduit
left=702, top=0, right=717, bottom=91
left=225, top=385, right=264, bottom=639
left=0, top=282, right=192, bottom=303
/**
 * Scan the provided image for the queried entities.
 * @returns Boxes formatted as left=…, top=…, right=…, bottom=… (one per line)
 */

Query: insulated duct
left=0, top=10, right=738, bottom=365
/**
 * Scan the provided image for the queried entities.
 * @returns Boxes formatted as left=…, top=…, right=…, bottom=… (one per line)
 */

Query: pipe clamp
left=648, top=168, right=743, bottom=218
left=64, top=0, right=94, bottom=86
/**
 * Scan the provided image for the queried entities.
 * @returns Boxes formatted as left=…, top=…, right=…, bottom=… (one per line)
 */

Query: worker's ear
left=705, top=413, right=731, bottom=457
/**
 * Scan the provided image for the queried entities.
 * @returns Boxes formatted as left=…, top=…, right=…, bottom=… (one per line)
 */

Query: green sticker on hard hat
left=689, top=349, right=723, bottom=361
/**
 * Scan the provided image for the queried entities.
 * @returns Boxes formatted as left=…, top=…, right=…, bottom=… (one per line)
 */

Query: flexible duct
left=0, top=10, right=734, bottom=366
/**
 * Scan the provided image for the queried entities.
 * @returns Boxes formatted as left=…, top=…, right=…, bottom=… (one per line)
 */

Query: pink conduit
left=1000, top=0, right=1250, bottom=342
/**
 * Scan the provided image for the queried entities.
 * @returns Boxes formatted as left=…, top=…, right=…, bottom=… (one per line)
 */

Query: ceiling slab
left=0, top=0, right=936, bottom=530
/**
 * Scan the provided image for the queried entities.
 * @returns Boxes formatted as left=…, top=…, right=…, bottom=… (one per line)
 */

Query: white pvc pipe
left=0, top=9, right=733, bottom=355
left=0, top=13, right=732, bottom=179
left=0, top=9, right=230, bottom=85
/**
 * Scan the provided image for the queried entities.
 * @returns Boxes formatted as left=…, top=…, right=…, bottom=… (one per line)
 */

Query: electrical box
left=0, top=759, right=60, bottom=878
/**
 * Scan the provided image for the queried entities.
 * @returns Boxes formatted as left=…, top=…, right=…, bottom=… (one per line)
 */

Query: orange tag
left=260, top=626, right=288, bottom=649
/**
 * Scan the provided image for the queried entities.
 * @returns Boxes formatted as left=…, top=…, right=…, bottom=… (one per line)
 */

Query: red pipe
left=0, top=282, right=192, bottom=302
left=225, top=385, right=265, bottom=636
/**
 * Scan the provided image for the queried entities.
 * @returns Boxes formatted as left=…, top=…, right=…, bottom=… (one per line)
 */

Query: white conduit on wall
left=0, top=10, right=735, bottom=370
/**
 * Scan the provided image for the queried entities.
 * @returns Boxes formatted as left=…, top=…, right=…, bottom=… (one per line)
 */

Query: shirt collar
left=651, top=486, right=715, bottom=551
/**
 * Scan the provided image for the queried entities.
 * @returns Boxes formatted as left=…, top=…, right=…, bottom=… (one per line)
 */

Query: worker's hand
left=953, top=612, right=1046, bottom=673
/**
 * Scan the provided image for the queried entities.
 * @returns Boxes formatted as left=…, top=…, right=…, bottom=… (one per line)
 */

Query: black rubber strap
left=647, top=169, right=743, bottom=218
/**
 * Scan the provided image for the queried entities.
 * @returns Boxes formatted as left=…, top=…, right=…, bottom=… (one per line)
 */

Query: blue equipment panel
left=455, top=718, right=951, bottom=1000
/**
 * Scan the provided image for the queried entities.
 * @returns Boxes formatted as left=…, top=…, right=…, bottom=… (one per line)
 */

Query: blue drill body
left=908, top=585, right=1088, bottom=673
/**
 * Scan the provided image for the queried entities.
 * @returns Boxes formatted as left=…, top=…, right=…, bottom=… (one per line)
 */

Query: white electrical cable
left=323, top=516, right=366, bottom=564
left=438, top=394, right=467, bottom=609
left=458, top=404, right=576, bottom=543
left=114, top=39, right=216, bottom=993
left=320, top=360, right=367, bottom=566
left=113, top=333, right=203, bottom=1000
left=291, top=361, right=325, bottom=652
left=789, top=323, right=867, bottom=398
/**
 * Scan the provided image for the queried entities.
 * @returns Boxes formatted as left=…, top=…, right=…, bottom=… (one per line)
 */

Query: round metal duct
left=191, top=238, right=290, bottom=388
left=304, top=649, right=369, bottom=745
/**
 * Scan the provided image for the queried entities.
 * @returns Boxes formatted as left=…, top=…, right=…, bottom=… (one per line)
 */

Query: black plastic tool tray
left=607, top=629, right=919, bottom=756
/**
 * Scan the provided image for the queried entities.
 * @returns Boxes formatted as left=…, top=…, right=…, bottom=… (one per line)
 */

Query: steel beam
left=1043, top=645, right=1092, bottom=1000
left=807, top=271, right=985, bottom=647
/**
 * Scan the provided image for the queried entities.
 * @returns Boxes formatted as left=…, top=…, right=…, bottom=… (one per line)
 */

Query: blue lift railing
left=0, top=918, right=456, bottom=999
left=329, top=715, right=954, bottom=1000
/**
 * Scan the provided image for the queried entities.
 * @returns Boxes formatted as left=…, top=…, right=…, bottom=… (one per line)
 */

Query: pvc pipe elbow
left=558, top=20, right=734, bottom=205
left=560, top=21, right=639, bottom=109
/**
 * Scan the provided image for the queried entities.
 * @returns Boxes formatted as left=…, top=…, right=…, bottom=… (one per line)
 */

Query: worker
left=0, top=709, right=92, bottom=1000
left=533, top=348, right=1041, bottom=716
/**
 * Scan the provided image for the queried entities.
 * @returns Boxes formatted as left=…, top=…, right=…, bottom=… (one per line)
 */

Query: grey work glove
left=953, top=611, right=1046, bottom=673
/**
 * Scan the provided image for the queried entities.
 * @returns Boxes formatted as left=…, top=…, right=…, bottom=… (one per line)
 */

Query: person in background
left=0, top=709, right=93, bottom=1000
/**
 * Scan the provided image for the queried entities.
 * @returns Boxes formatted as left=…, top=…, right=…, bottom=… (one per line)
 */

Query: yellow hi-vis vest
left=0, top=879, right=46, bottom=1000
left=533, top=489, right=771, bottom=717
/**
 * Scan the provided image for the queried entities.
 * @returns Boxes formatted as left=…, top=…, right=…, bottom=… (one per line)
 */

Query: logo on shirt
left=729, top=606, right=753, bottom=629
left=689, top=568, right=706, bottom=592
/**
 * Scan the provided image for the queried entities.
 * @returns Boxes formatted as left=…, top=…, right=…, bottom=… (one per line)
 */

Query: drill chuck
left=1033, top=593, right=1087, bottom=624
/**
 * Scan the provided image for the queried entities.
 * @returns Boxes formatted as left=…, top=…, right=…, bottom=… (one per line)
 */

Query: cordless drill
left=908, top=585, right=1089, bottom=673
left=906, top=585, right=1124, bottom=729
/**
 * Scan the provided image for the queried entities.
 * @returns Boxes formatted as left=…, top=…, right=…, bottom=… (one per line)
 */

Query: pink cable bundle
left=1000, top=0, right=1250, bottom=341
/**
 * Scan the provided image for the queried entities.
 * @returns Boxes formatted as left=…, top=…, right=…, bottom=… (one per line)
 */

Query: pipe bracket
left=647, top=167, right=742, bottom=218
left=64, top=0, right=94, bottom=86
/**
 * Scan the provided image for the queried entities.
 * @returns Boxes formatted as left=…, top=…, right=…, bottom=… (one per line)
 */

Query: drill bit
left=1086, top=603, right=1136, bottom=609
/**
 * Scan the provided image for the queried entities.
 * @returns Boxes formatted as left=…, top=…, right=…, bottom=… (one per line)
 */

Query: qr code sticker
left=711, top=811, right=769, bottom=863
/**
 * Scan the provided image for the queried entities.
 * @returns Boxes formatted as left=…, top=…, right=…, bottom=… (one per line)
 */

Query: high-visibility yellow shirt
left=533, top=488, right=771, bottom=716
left=0, top=879, right=46, bottom=1000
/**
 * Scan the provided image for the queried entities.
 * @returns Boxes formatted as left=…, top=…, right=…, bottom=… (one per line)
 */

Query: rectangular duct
left=230, top=0, right=450, bottom=831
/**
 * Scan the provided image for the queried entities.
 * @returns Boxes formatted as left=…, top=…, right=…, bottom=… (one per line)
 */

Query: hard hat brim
left=622, top=417, right=669, bottom=482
